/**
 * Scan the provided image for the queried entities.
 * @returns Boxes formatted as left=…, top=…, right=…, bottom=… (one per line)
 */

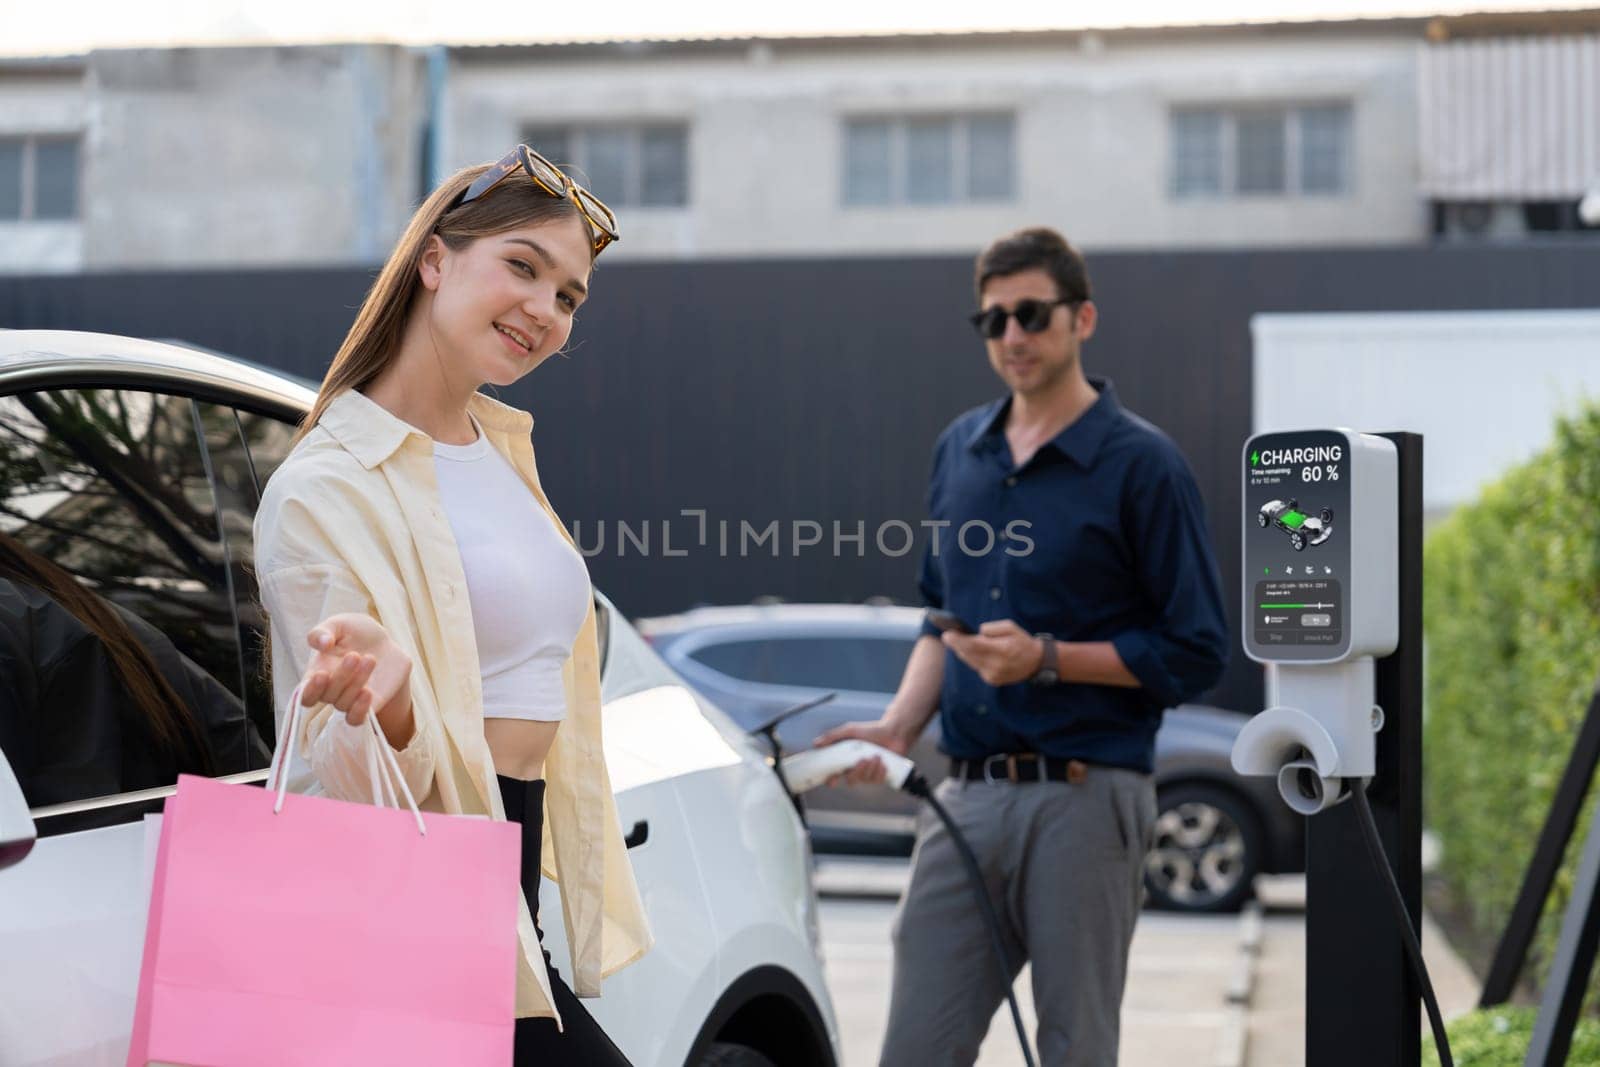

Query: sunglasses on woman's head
left=969, top=298, right=1076, bottom=340
left=457, top=145, right=620, bottom=255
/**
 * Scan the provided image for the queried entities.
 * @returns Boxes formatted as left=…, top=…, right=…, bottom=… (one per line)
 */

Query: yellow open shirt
left=253, top=388, right=653, bottom=1024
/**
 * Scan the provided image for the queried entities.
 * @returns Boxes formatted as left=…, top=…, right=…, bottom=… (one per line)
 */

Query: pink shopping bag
left=126, top=685, right=522, bottom=1066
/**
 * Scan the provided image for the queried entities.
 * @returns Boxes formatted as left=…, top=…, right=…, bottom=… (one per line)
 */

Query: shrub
left=1424, top=406, right=1600, bottom=1006
left=1421, top=1006, right=1600, bottom=1066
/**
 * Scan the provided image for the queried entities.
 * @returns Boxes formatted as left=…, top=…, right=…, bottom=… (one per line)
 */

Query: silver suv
left=640, top=602, right=1304, bottom=913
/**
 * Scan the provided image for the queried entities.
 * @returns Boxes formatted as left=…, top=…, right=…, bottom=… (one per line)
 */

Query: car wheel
left=1290, top=533, right=1305, bottom=551
left=698, top=1042, right=779, bottom=1067
left=1256, top=511, right=1268, bottom=528
left=1319, top=508, right=1334, bottom=524
left=1144, top=784, right=1263, bottom=914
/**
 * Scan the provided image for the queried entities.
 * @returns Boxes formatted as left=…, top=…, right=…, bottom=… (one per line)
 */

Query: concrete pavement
left=814, top=860, right=1480, bottom=1067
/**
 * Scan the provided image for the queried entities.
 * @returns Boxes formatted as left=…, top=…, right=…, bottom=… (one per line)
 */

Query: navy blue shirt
left=918, top=379, right=1227, bottom=774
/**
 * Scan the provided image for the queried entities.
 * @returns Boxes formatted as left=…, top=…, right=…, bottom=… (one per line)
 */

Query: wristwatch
left=1030, top=634, right=1059, bottom=686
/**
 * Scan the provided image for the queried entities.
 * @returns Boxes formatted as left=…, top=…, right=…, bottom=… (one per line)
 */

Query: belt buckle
left=981, top=754, right=1012, bottom=785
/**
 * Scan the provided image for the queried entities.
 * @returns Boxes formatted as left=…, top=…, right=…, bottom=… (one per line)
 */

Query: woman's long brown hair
left=0, top=533, right=216, bottom=775
left=293, top=161, right=592, bottom=446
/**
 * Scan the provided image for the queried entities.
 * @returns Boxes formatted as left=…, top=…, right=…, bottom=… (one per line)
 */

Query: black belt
left=949, top=754, right=1089, bottom=784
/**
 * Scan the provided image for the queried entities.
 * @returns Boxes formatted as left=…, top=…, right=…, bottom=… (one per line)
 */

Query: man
left=819, top=227, right=1228, bottom=1066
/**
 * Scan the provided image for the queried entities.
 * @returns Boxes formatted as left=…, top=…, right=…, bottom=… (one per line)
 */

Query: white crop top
left=432, top=419, right=591, bottom=722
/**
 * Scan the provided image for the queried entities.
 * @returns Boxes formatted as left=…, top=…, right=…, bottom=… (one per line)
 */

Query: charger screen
left=1243, top=430, right=1352, bottom=661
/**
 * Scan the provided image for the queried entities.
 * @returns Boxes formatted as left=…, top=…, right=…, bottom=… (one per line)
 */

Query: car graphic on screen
left=1258, top=498, right=1334, bottom=552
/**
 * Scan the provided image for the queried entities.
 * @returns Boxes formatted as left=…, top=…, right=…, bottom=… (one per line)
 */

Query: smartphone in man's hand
left=925, top=609, right=974, bottom=635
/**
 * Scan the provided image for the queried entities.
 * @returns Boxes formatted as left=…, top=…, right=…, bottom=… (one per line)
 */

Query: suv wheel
left=1143, top=784, right=1263, bottom=913
left=698, top=1043, right=779, bottom=1067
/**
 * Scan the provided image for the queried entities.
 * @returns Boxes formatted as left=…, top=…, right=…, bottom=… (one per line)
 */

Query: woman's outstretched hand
left=300, top=614, right=413, bottom=744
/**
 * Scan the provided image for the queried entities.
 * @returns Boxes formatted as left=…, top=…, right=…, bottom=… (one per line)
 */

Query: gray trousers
left=879, top=768, right=1156, bottom=1067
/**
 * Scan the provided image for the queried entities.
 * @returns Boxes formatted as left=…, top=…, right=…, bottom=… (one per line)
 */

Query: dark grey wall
left=5, top=242, right=1599, bottom=713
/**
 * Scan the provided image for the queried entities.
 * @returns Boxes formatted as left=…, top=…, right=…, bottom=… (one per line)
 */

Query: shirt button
left=976, top=703, right=989, bottom=716
left=989, top=587, right=1002, bottom=600
left=1004, top=476, right=1018, bottom=488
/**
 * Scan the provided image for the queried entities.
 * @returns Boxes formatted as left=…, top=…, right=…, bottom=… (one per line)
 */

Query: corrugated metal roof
left=1421, top=33, right=1600, bottom=198
left=3, top=8, right=1595, bottom=66
left=445, top=17, right=1433, bottom=60
left=445, top=8, right=1600, bottom=60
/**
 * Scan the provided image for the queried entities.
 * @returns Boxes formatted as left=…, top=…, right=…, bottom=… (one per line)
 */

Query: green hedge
left=1424, top=406, right=1600, bottom=1003
left=1421, top=1007, right=1600, bottom=1065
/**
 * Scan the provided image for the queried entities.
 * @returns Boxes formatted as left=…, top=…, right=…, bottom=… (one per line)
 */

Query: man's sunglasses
left=969, top=298, right=1077, bottom=340
left=458, top=145, right=620, bottom=255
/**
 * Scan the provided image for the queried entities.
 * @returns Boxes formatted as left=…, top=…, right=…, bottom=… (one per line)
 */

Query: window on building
left=521, top=124, right=689, bottom=208
left=842, top=114, right=1015, bottom=207
left=1299, top=105, right=1351, bottom=194
left=1236, top=112, right=1287, bottom=194
left=1172, top=112, right=1224, bottom=196
left=0, top=135, right=81, bottom=221
left=1170, top=104, right=1351, bottom=198
left=844, top=121, right=893, bottom=205
left=0, top=140, right=22, bottom=218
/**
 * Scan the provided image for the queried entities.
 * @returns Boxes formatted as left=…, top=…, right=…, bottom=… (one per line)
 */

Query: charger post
left=1233, top=430, right=1424, bottom=1066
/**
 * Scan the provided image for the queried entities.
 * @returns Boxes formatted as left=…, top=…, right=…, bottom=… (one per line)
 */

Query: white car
left=0, top=330, right=839, bottom=1067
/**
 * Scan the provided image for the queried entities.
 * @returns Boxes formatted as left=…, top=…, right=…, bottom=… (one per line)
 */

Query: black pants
left=497, top=774, right=633, bottom=1067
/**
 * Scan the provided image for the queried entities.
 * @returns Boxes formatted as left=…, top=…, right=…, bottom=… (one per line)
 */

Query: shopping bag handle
left=267, top=681, right=427, bottom=836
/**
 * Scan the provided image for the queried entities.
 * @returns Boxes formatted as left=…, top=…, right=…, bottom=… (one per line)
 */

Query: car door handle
left=625, top=820, right=649, bottom=849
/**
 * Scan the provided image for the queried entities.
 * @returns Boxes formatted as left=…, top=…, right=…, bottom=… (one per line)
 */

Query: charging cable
left=780, top=741, right=1038, bottom=1067
left=783, top=740, right=1450, bottom=1066
left=1348, top=781, right=1454, bottom=1067
left=904, top=772, right=1039, bottom=1067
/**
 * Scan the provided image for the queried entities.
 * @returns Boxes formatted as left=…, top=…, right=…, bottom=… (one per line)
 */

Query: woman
left=253, top=146, right=651, bottom=1064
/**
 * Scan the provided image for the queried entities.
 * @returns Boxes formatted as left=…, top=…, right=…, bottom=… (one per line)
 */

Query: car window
left=601, top=605, right=759, bottom=767
left=689, top=634, right=916, bottom=694
left=687, top=639, right=772, bottom=683
left=235, top=402, right=297, bottom=494
left=0, top=388, right=268, bottom=835
left=208, top=405, right=297, bottom=754
left=763, top=637, right=914, bottom=693
left=600, top=599, right=686, bottom=704
left=857, top=637, right=918, bottom=693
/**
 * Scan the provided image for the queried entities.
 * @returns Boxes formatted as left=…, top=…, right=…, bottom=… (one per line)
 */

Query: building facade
left=444, top=24, right=1424, bottom=260
left=2, top=10, right=1597, bottom=271
left=0, top=45, right=428, bottom=273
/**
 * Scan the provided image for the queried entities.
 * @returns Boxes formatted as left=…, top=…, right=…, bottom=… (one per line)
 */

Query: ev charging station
left=1232, top=430, right=1433, bottom=1067
left=1235, top=430, right=1397, bottom=813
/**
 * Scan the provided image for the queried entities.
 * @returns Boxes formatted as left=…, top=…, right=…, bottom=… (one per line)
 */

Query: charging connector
left=780, top=740, right=916, bottom=794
